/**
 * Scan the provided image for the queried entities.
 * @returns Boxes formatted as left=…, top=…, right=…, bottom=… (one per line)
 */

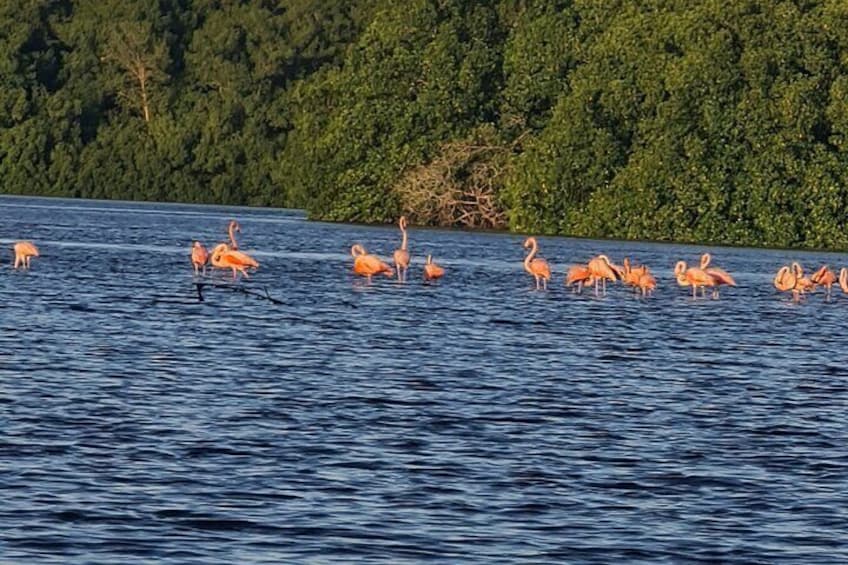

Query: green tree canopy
left=4, top=0, right=848, bottom=248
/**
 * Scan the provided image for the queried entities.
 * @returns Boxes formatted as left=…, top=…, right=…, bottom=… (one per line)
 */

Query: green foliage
left=4, top=0, right=848, bottom=248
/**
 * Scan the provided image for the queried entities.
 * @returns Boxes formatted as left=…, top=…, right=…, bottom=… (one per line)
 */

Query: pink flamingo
left=351, top=244, right=393, bottom=282
left=13, top=241, right=39, bottom=270
left=228, top=220, right=241, bottom=250
left=423, top=254, right=445, bottom=281
left=210, top=243, right=259, bottom=280
left=191, top=241, right=209, bottom=275
left=393, top=216, right=411, bottom=283
left=523, top=237, right=551, bottom=290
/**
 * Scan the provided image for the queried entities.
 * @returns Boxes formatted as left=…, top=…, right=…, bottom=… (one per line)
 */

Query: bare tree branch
left=393, top=127, right=525, bottom=229
left=102, top=22, right=168, bottom=123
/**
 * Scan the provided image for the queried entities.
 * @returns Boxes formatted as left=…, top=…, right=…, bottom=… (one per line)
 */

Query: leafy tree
left=4, top=0, right=848, bottom=249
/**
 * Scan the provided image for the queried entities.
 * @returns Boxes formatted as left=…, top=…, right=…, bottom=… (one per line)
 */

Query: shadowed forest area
left=3, top=0, right=848, bottom=248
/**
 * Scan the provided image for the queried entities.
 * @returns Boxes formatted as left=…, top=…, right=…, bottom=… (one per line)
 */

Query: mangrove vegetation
left=3, top=0, right=848, bottom=248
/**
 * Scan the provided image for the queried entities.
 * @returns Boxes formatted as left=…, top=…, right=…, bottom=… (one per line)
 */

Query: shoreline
left=3, top=192, right=847, bottom=256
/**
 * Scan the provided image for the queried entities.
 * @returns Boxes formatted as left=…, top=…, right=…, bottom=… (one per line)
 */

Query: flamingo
left=210, top=243, right=259, bottom=280
left=774, top=263, right=813, bottom=302
left=840, top=267, right=848, bottom=294
left=565, top=263, right=593, bottom=293
left=393, top=216, right=411, bottom=283
left=423, top=254, right=445, bottom=281
left=810, top=265, right=837, bottom=300
left=791, top=262, right=816, bottom=295
left=587, top=254, right=622, bottom=296
left=635, top=269, right=657, bottom=297
left=622, top=257, right=644, bottom=289
left=191, top=241, right=209, bottom=275
left=351, top=244, right=393, bottom=282
left=774, top=264, right=803, bottom=302
left=228, top=220, right=241, bottom=250
left=523, top=237, right=551, bottom=290
left=622, top=258, right=656, bottom=297
left=674, top=260, right=713, bottom=298
left=13, top=241, right=39, bottom=269
left=698, top=253, right=736, bottom=298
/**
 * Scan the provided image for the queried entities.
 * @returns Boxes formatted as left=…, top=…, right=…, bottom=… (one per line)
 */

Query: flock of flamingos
left=6, top=216, right=848, bottom=302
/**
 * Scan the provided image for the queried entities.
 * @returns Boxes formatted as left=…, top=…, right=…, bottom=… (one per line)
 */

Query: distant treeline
left=3, top=0, right=848, bottom=248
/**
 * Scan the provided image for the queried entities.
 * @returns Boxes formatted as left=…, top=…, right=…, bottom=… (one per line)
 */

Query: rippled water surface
left=1, top=195, right=847, bottom=563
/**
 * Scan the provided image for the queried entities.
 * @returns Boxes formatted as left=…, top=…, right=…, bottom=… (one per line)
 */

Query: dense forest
left=3, top=0, right=848, bottom=248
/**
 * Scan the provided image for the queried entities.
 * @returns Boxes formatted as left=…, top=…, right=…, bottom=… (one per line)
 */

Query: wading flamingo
left=423, top=255, right=445, bottom=281
left=792, top=262, right=815, bottom=295
left=774, top=263, right=813, bottom=302
left=565, top=263, right=593, bottom=293
left=674, top=260, right=713, bottom=298
left=523, top=237, right=551, bottom=290
left=810, top=265, right=837, bottom=300
left=228, top=220, right=241, bottom=250
left=622, top=258, right=656, bottom=297
left=635, top=270, right=657, bottom=297
left=393, top=216, right=411, bottom=283
left=351, top=244, right=393, bottom=282
left=587, top=254, right=622, bottom=296
left=698, top=253, right=736, bottom=298
left=210, top=243, right=259, bottom=280
left=191, top=241, right=209, bottom=275
left=774, top=264, right=802, bottom=302
left=840, top=268, right=848, bottom=294
left=13, top=241, right=39, bottom=270
left=622, top=257, right=643, bottom=290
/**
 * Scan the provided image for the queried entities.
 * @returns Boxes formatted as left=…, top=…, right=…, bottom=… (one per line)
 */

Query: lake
left=1, top=195, right=846, bottom=563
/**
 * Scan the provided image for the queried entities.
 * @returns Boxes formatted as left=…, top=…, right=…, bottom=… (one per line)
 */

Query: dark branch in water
left=194, top=282, right=284, bottom=305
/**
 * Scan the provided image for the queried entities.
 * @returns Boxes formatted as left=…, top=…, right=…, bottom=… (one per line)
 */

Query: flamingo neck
left=524, top=241, right=537, bottom=271
left=229, top=223, right=239, bottom=248
left=401, top=227, right=408, bottom=251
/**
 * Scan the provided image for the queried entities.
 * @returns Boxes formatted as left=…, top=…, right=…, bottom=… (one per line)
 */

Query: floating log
left=194, top=281, right=284, bottom=305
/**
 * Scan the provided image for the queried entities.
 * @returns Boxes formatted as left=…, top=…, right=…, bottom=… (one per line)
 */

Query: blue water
left=1, top=195, right=846, bottom=563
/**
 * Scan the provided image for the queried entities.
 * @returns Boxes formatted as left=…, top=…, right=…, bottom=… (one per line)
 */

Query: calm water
left=1, top=195, right=846, bottom=563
